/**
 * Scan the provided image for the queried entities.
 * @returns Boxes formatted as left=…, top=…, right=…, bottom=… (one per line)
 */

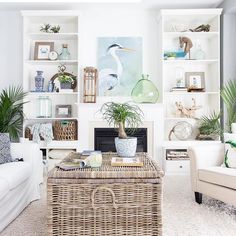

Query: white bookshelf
left=159, top=9, right=222, bottom=174
left=22, top=11, right=80, bottom=164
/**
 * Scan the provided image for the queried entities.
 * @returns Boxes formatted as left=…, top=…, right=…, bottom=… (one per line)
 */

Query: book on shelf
left=59, top=89, right=74, bottom=93
left=170, top=87, right=188, bottom=92
left=111, top=157, right=143, bottom=167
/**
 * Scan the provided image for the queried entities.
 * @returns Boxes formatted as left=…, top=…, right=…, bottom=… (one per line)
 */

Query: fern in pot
left=100, top=102, right=143, bottom=157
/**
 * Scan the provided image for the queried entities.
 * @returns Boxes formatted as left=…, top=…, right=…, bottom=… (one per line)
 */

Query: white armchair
left=188, top=144, right=236, bottom=206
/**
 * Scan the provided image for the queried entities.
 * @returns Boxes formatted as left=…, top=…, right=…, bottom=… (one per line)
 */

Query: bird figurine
left=98, top=43, right=133, bottom=96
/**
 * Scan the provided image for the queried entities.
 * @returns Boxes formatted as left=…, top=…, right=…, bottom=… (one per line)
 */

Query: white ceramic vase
left=115, top=137, right=137, bottom=157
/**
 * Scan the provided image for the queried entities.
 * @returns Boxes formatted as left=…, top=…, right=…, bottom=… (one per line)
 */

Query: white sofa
left=0, top=142, right=43, bottom=232
left=188, top=144, right=236, bottom=207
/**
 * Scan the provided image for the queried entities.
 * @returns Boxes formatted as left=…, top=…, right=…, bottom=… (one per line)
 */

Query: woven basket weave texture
left=47, top=152, right=164, bottom=236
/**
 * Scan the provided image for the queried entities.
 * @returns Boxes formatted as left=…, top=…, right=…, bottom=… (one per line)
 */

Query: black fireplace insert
left=94, top=128, right=147, bottom=152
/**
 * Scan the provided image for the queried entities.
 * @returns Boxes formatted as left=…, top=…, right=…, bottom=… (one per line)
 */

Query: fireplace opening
left=94, top=128, right=147, bottom=152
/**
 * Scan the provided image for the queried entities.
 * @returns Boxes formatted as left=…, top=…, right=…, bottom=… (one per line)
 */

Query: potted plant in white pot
left=100, top=102, right=143, bottom=157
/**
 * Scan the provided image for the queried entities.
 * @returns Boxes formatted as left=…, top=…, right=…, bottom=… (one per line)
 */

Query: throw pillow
left=224, top=140, right=236, bottom=168
left=0, top=133, right=13, bottom=164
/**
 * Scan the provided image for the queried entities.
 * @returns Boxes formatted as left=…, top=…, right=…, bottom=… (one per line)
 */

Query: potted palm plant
left=100, top=102, right=143, bottom=157
left=0, top=86, right=27, bottom=141
left=196, top=112, right=222, bottom=140
left=221, top=79, right=236, bottom=132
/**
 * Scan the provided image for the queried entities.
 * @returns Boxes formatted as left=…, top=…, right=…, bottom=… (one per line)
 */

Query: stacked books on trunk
left=166, top=149, right=189, bottom=160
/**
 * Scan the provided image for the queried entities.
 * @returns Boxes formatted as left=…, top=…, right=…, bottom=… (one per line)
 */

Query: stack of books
left=166, top=150, right=189, bottom=160
left=170, top=87, right=188, bottom=92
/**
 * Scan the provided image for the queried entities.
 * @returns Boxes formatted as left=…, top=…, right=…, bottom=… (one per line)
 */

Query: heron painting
left=98, top=37, right=142, bottom=96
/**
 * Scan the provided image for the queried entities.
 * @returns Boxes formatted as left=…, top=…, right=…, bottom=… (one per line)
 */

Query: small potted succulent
left=57, top=65, right=76, bottom=90
left=100, top=102, right=143, bottom=157
left=58, top=74, right=75, bottom=89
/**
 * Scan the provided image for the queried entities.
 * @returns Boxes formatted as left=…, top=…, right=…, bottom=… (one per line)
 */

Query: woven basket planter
left=47, top=152, right=164, bottom=236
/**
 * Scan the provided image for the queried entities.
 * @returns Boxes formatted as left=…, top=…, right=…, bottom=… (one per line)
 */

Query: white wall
left=0, top=11, right=22, bottom=90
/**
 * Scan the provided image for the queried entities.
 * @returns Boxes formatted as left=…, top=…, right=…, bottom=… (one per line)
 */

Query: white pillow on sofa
left=224, top=141, right=236, bottom=168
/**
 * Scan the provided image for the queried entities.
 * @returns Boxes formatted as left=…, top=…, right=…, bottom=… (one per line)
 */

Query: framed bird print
left=34, top=42, right=54, bottom=60
left=97, top=37, right=142, bottom=96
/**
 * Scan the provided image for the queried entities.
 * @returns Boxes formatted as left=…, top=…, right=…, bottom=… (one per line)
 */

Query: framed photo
left=55, top=105, right=72, bottom=118
left=34, top=42, right=54, bottom=60
left=185, top=72, right=205, bottom=92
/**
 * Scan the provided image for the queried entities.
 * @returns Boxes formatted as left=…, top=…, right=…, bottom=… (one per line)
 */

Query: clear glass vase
left=59, top=44, right=71, bottom=60
left=131, top=74, right=159, bottom=103
left=36, top=96, right=52, bottom=118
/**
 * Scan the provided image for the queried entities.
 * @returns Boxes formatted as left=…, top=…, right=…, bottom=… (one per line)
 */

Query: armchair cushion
left=0, top=133, right=12, bottom=164
left=0, top=162, right=31, bottom=190
left=199, top=166, right=236, bottom=190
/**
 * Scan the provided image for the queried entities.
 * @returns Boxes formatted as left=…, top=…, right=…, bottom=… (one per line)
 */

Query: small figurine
left=189, top=24, right=211, bottom=32
left=179, top=37, right=193, bottom=59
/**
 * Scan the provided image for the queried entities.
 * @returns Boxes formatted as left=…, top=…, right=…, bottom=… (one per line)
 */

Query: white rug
left=1, top=175, right=236, bottom=236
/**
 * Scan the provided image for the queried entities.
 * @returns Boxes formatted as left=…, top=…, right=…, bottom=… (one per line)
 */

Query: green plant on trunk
left=0, top=86, right=27, bottom=140
left=198, top=111, right=222, bottom=136
left=100, top=102, right=143, bottom=139
left=58, top=74, right=74, bottom=84
left=221, top=80, right=236, bottom=132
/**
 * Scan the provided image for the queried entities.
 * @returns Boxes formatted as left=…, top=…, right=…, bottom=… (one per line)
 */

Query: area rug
left=1, top=175, right=236, bottom=236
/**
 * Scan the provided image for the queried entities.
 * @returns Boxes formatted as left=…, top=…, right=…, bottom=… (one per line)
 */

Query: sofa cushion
left=0, top=133, right=13, bottom=164
left=0, top=162, right=31, bottom=190
left=0, top=179, right=9, bottom=201
left=198, top=166, right=236, bottom=190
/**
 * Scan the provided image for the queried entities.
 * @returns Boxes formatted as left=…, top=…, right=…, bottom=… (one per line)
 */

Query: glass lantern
left=36, top=96, right=52, bottom=118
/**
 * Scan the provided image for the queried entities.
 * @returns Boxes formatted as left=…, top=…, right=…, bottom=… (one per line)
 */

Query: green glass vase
left=131, top=74, right=159, bottom=103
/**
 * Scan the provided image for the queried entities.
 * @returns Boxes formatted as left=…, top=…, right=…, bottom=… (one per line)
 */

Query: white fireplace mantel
left=78, top=103, right=164, bottom=165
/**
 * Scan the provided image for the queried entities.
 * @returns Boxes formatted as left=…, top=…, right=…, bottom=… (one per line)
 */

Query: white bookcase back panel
left=164, top=93, right=220, bottom=118
left=28, top=39, right=78, bottom=61
left=163, top=15, right=219, bottom=32
left=25, top=64, right=78, bottom=92
left=163, top=36, right=219, bottom=60
left=163, top=63, right=219, bottom=92
left=24, top=95, right=78, bottom=119
left=24, top=16, right=78, bottom=34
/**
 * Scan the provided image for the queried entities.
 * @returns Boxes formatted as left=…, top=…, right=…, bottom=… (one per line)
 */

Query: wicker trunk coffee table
left=47, top=152, right=164, bottom=236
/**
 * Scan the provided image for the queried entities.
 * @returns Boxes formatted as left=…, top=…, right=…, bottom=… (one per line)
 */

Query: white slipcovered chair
left=0, top=142, right=43, bottom=232
left=188, top=144, right=236, bottom=206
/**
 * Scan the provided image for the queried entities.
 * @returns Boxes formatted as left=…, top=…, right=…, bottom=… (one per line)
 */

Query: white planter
left=115, top=137, right=137, bottom=157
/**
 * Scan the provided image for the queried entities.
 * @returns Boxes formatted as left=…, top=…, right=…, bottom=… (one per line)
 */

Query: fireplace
left=94, top=128, right=147, bottom=152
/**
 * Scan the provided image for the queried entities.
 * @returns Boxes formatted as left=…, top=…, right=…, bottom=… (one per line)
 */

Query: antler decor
left=175, top=98, right=201, bottom=118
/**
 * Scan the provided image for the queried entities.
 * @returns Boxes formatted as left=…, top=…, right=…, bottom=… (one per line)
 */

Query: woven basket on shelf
left=54, top=120, right=77, bottom=140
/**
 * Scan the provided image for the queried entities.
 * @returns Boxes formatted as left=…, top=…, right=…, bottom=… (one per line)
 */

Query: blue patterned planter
left=115, top=137, right=137, bottom=157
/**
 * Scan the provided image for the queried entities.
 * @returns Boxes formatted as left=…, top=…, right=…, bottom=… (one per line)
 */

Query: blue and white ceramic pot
left=115, top=137, right=137, bottom=157
left=35, top=71, right=44, bottom=92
